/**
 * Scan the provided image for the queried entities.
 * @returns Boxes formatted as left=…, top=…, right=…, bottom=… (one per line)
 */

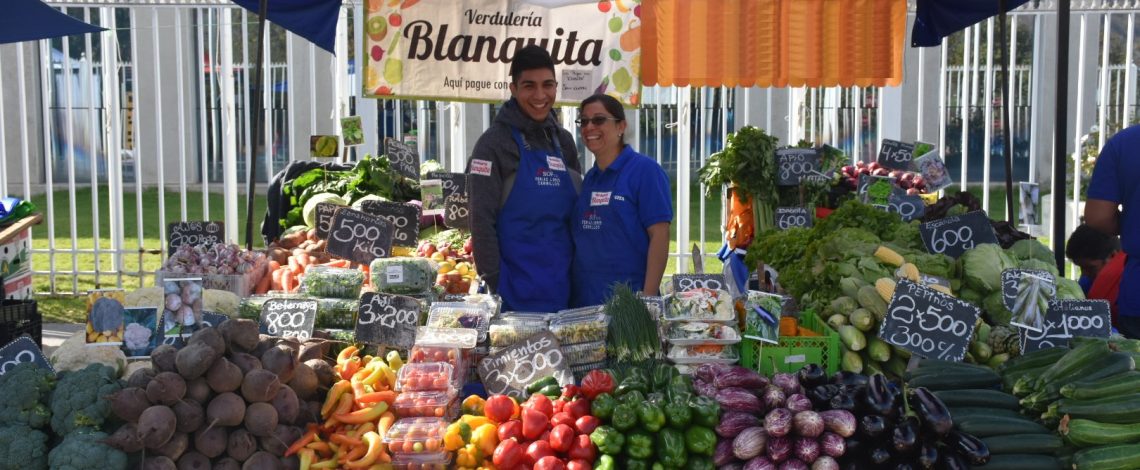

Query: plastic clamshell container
left=549, top=312, right=610, bottom=346
left=408, top=344, right=464, bottom=372
left=489, top=316, right=550, bottom=347
left=415, top=326, right=478, bottom=349
left=426, top=305, right=490, bottom=342
left=561, top=341, right=608, bottom=365
left=437, top=293, right=502, bottom=317
left=667, top=343, right=740, bottom=364
left=396, top=362, right=455, bottom=392
left=556, top=305, right=606, bottom=317
left=666, top=321, right=742, bottom=346
left=298, top=266, right=364, bottom=299
left=569, top=360, right=608, bottom=381
left=664, top=289, right=736, bottom=322
left=383, top=417, right=448, bottom=454
left=315, top=297, right=359, bottom=329
left=371, top=257, right=438, bottom=295
left=393, top=389, right=458, bottom=419
left=390, top=452, right=452, bottom=470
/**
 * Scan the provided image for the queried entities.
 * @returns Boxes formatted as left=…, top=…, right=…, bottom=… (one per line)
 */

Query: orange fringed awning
left=640, top=0, right=908, bottom=88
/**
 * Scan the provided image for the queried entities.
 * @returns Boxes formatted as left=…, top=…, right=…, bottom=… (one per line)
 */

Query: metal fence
left=2, top=0, right=1139, bottom=295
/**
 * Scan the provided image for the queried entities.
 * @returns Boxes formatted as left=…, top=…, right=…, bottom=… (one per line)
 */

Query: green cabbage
left=302, top=193, right=347, bottom=228
left=1018, top=258, right=1060, bottom=277
left=983, top=291, right=1013, bottom=326
left=1056, top=277, right=1086, bottom=300
left=1008, top=239, right=1055, bottom=264
left=961, top=244, right=1016, bottom=294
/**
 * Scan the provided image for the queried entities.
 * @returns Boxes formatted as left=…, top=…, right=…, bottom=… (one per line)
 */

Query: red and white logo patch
left=546, top=156, right=566, bottom=171
left=470, top=159, right=492, bottom=176
left=590, top=191, right=612, bottom=206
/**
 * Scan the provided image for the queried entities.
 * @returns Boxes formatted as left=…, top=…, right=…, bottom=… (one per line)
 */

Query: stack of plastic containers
left=297, top=266, right=365, bottom=329
left=662, top=288, right=741, bottom=369
left=425, top=300, right=494, bottom=383
left=383, top=417, right=450, bottom=469
left=550, top=305, right=611, bottom=379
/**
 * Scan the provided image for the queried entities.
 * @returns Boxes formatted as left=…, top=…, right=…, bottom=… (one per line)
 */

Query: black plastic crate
left=0, top=299, right=40, bottom=346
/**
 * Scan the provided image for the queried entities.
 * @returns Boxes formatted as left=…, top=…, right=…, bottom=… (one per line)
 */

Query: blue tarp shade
left=0, top=0, right=104, bottom=45
left=230, top=0, right=342, bottom=55
left=911, top=0, right=1031, bottom=47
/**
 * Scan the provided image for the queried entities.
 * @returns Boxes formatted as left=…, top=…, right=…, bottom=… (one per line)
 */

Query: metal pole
left=998, top=2, right=1015, bottom=222
left=245, top=0, right=268, bottom=249
left=1053, top=0, right=1071, bottom=270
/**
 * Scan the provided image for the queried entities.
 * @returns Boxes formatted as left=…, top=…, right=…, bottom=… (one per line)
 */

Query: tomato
left=521, top=408, right=550, bottom=440
left=497, top=419, right=523, bottom=442
left=550, top=412, right=576, bottom=429
left=566, top=459, right=592, bottom=470
left=525, top=393, right=554, bottom=418
left=486, top=395, right=518, bottom=423
left=493, top=439, right=524, bottom=468
left=561, top=384, right=580, bottom=400
left=574, top=415, right=600, bottom=435
left=549, top=424, right=574, bottom=453
left=533, top=456, right=566, bottom=470
left=525, top=440, right=556, bottom=465
left=566, top=434, right=596, bottom=462
left=565, top=399, right=591, bottom=419
left=552, top=399, right=566, bottom=414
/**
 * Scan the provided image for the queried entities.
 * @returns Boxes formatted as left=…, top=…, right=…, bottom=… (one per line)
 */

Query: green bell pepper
left=655, top=428, right=688, bottom=468
left=636, top=401, right=666, bottom=432
left=621, top=390, right=646, bottom=406
left=612, top=403, right=638, bottom=431
left=596, top=455, right=617, bottom=470
left=652, top=363, right=679, bottom=390
left=647, top=392, right=666, bottom=404
left=684, top=426, right=716, bottom=456
left=537, top=383, right=561, bottom=399
left=664, top=398, right=692, bottom=429
left=690, top=396, right=721, bottom=428
left=591, top=393, right=618, bottom=421
left=526, top=375, right=558, bottom=394
left=625, top=459, right=651, bottom=470
left=651, top=463, right=665, bottom=470
left=590, top=425, right=626, bottom=456
left=616, top=373, right=648, bottom=396
left=685, top=456, right=715, bottom=470
left=625, top=432, right=654, bottom=460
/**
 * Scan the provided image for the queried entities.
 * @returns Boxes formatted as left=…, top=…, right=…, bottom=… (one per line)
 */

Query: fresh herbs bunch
left=604, top=284, right=662, bottom=364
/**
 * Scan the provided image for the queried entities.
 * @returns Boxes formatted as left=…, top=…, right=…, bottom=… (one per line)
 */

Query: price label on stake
left=878, top=279, right=981, bottom=362
left=385, top=138, right=420, bottom=180
left=167, top=221, right=223, bottom=255
left=1019, top=307, right=1071, bottom=354
left=355, top=292, right=420, bottom=349
left=258, top=299, right=317, bottom=340
left=1049, top=299, right=1111, bottom=339
left=314, top=203, right=343, bottom=240
left=672, top=273, right=727, bottom=292
left=887, top=193, right=925, bottom=222
left=776, top=148, right=821, bottom=186
left=478, top=332, right=570, bottom=398
left=1001, top=269, right=1055, bottom=311
left=326, top=208, right=395, bottom=264
left=358, top=200, right=421, bottom=248
left=775, top=207, right=813, bottom=230
left=918, top=211, right=999, bottom=259
left=0, top=337, right=53, bottom=376
left=877, top=139, right=916, bottom=170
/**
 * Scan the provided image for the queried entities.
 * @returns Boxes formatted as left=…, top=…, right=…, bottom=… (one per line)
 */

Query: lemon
left=383, top=58, right=404, bottom=85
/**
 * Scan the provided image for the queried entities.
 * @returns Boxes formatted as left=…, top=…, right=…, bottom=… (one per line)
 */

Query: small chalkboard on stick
left=0, top=337, right=53, bottom=376
left=258, top=299, right=317, bottom=340
left=1050, top=299, right=1111, bottom=340
left=878, top=279, right=981, bottom=362
left=478, top=332, right=571, bottom=398
left=776, top=148, right=821, bottom=186
left=355, top=292, right=420, bottom=349
left=877, top=139, right=916, bottom=170
left=326, top=208, right=395, bottom=264
left=359, top=200, right=420, bottom=248
left=673, top=274, right=727, bottom=292
left=919, top=211, right=999, bottom=259
left=314, top=203, right=343, bottom=240
left=1019, top=307, right=1071, bottom=354
left=167, top=221, right=224, bottom=255
left=429, top=172, right=469, bottom=229
left=386, top=138, right=420, bottom=180
left=887, top=193, right=925, bottom=222
left=775, top=207, right=813, bottom=230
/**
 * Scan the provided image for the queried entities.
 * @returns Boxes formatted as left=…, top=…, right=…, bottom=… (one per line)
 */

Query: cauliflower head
left=49, top=333, right=126, bottom=377
left=203, top=289, right=241, bottom=316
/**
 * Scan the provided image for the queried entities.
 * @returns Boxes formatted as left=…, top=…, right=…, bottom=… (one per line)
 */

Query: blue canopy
left=911, top=0, right=1031, bottom=47
left=0, top=0, right=104, bottom=45
left=230, top=0, right=342, bottom=55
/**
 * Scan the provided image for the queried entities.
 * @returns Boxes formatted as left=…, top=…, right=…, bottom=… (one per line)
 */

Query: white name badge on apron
left=591, top=191, right=612, bottom=206
left=546, top=156, right=566, bottom=171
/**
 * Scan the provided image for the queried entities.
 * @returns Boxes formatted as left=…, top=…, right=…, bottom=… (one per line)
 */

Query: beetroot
left=104, top=423, right=145, bottom=453
left=172, top=399, right=204, bottom=434
left=108, top=387, right=151, bottom=422
left=138, top=405, right=178, bottom=449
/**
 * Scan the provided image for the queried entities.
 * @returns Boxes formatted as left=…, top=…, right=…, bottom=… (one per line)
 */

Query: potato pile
left=104, top=320, right=337, bottom=469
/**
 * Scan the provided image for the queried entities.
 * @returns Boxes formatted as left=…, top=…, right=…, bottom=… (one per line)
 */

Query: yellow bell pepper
left=459, top=414, right=491, bottom=429
left=462, top=395, right=486, bottom=416
left=444, top=421, right=471, bottom=451
left=470, top=423, right=499, bottom=456
left=386, top=350, right=404, bottom=370
left=456, top=443, right=482, bottom=467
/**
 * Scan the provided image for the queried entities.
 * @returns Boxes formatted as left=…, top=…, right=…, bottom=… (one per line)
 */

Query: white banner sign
left=363, top=0, right=643, bottom=106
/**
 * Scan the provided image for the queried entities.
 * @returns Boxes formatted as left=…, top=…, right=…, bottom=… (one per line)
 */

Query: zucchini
left=1061, top=371, right=1140, bottom=400
left=954, top=416, right=1050, bottom=437
left=998, top=345, right=1068, bottom=375
left=1061, top=416, right=1140, bottom=448
left=1034, top=341, right=1113, bottom=389
left=933, top=389, right=1021, bottom=411
left=1072, top=442, right=1140, bottom=470
left=970, top=454, right=1062, bottom=470
left=848, top=308, right=875, bottom=332
left=841, top=348, right=863, bottom=373
left=1045, top=351, right=1135, bottom=391
left=866, top=336, right=891, bottom=362
left=947, top=406, right=1027, bottom=422
left=1002, top=364, right=1050, bottom=393
left=907, top=368, right=1001, bottom=391
left=980, top=434, right=1063, bottom=455
left=838, top=325, right=866, bottom=351
left=1058, top=395, right=1140, bottom=424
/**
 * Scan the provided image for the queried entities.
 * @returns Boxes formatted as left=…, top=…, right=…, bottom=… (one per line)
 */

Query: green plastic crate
left=742, top=310, right=840, bottom=376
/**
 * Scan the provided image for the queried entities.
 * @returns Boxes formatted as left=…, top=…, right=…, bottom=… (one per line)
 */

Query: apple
left=436, top=273, right=448, bottom=286
left=366, top=15, right=388, bottom=41
left=463, top=238, right=473, bottom=254
left=873, top=168, right=890, bottom=177
left=907, top=188, right=919, bottom=196
left=888, top=170, right=901, bottom=179
left=868, top=162, right=881, bottom=171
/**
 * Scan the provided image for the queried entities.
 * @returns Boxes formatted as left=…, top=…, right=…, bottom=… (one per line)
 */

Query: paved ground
left=40, top=323, right=83, bottom=356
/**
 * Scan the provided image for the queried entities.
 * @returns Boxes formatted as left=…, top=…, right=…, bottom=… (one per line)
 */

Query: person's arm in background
left=1086, top=137, right=1123, bottom=236
left=467, top=134, right=506, bottom=292
left=643, top=222, right=670, bottom=295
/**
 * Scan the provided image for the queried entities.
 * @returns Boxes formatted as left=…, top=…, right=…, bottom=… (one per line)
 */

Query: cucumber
left=1061, top=416, right=1140, bottom=448
left=1035, top=341, right=1113, bottom=389
left=981, top=434, right=1063, bottom=455
left=947, top=406, right=1027, bottom=422
left=1043, top=351, right=1135, bottom=391
left=998, top=346, right=1069, bottom=375
left=907, top=368, right=1001, bottom=391
left=954, top=416, right=1050, bottom=437
left=933, top=389, right=1021, bottom=411
left=970, top=340, right=993, bottom=363
left=866, top=336, right=891, bottom=362
left=1002, top=364, right=1050, bottom=393
left=1072, top=442, right=1140, bottom=470
left=1061, top=371, right=1140, bottom=400
left=907, top=359, right=995, bottom=379
left=884, top=354, right=908, bottom=379
left=838, top=325, right=866, bottom=351
left=1059, top=395, right=1140, bottom=424
left=970, top=454, right=1062, bottom=470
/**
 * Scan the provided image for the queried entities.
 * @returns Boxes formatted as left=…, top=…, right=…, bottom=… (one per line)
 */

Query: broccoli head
left=0, top=424, right=49, bottom=470
left=0, top=362, right=55, bottom=429
left=49, top=364, right=122, bottom=436
left=46, top=428, right=126, bottom=470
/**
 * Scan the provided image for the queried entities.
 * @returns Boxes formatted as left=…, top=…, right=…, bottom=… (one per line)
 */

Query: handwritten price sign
left=359, top=200, right=420, bottom=248
left=877, top=139, right=916, bottom=170
left=919, top=211, right=999, bottom=259
left=355, top=292, right=420, bottom=349
left=326, top=208, right=395, bottom=264
left=258, top=299, right=317, bottom=340
left=478, top=332, right=571, bottom=398
left=0, top=337, right=53, bottom=376
left=673, top=274, right=727, bottom=292
left=386, top=138, right=420, bottom=180
left=776, top=148, right=821, bottom=186
left=167, top=221, right=223, bottom=255
left=878, top=279, right=981, bottom=362
left=775, top=207, right=813, bottom=230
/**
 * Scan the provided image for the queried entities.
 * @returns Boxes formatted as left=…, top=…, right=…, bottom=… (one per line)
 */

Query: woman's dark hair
left=1066, top=224, right=1120, bottom=261
left=509, top=45, right=556, bottom=84
left=579, top=94, right=627, bottom=149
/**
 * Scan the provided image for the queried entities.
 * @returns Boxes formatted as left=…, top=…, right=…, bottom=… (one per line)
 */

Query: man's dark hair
left=1066, top=224, right=1120, bottom=261
left=509, top=45, right=555, bottom=84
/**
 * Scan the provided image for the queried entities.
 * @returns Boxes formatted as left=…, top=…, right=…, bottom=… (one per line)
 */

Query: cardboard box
left=3, top=270, right=33, bottom=300
left=0, top=228, right=31, bottom=279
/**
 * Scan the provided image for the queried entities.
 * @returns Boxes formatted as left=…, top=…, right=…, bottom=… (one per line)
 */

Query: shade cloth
left=230, top=0, right=342, bottom=55
left=911, top=0, right=1031, bottom=47
left=0, top=0, right=104, bottom=45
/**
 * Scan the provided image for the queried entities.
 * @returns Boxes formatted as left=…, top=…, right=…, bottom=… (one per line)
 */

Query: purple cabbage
left=785, top=393, right=813, bottom=412
left=694, top=378, right=719, bottom=398
left=811, top=456, right=839, bottom=470
left=793, top=437, right=820, bottom=463
left=767, top=435, right=792, bottom=463
left=696, top=363, right=733, bottom=384
left=820, top=432, right=846, bottom=458
left=715, top=439, right=740, bottom=467
left=717, top=412, right=763, bottom=437
left=763, top=385, right=788, bottom=410
left=792, top=410, right=824, bottom=438
left=744, top=456, right=777, bottom=470
left=733, top=427, right=768, bottom=460
left=818, top=409, right=857, bottom=438
left=778, top=458, right=808, bottom=470
left=713, top=365, right=769, bottom=390
left=717, top=387, right=764, bottom=413
left=772, top=373, right=802, bottom=396
left=764, top=408, right=794, bottom=438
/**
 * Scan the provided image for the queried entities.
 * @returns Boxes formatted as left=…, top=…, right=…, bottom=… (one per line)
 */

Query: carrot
left=296, top=252, right=311, bottom=267
left=268, top=260, right=282, bottom=271
left=281, top=270, right=296, bottom=292
left=271, top=268, right=284, bottom=291
left=255, top=272, right=271, bottom=295
left=288, top=256, right=300, bottom=273
left=323, top=259, right=350, bottom=268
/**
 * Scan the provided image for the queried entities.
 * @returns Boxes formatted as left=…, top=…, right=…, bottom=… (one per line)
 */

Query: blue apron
left=496, top=127, right=577, bottom=312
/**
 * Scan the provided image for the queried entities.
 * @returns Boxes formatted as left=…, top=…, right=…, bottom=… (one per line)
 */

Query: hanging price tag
left=386, top=138, right=420, bottom=180
left=878, top=279, right=981, bottom=362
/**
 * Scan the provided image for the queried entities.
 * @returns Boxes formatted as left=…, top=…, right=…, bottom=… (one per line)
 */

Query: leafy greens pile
left=281, top=155, right=419, bottom=229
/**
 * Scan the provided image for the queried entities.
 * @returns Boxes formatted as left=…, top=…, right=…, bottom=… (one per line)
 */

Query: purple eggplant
left=767, top=436, right=792, bottom=463
left=696, top=363, right=733, bottom=383
left=744, top=456, right=778, bottom=470
left=694, top=378, right=719, bottom=398
left=786, top=393, right=813, bottom=412
left=818, top=410, right=857, bottom=437
left=946, top=430, right=990, bottom=466
left=858, top=415, right=888, bottom=439
left=891, top=416, right=919, bottom=453
left=807, top=385, right=836, bottom=408
left=765, top=408, right=794, bottom=437
left=917, top=441, right=939, bottom=468
left=831, top=371, right=869, bottom=388
left=793, top=411, right=825, bottom=438
left=772, top=373, right=802, bottom=396
left=910, top=387, right=953, bottom=438
left=717, top=387, right=764, bottom=413
left=715, top=438, right=740, bottom=466
left=894, top=463, right=915, bottom=470
left=843, top=436, right=863, bottom=458
left=763, top=385, right=788, bottom=410
left=778, top=458, right=808, bottom=470
left=717, top=412, right=763, bottom=437
left=811, top=456, right=839, bottom=470
left=938, top=451, right=969, bottom=470
left=793, top=436, right=820, bottom=462
left=869, top=447, right=892, bottom=465
left=714, top=365, right=769, bottom=390
left=733, top=427, right=768, bottom=460
left=865, top=373, right=897, bottom=418
left=820, top=432, right=846, bottom=458
left=798, top=364, right=828, bottom=388
left=828, top=392, right=856, bottom=412
left=723, top=464, right=744, bottom=470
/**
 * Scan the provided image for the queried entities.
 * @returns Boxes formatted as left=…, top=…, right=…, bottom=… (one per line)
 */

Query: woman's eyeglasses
left=575, top=116, right=622, bottom=127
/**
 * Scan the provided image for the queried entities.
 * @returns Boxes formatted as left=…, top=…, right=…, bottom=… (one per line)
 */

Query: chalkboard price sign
left=878, top=279, right=981, bottom=362
left=359, top=200, right=421, bottom=248
left=386, top=138, right=420, bottom=180
left=1019, top=307, right=1071, bottom=354
left=326, top=208, right=395, bottom=264
left=776, top=148, right=821, bottom=186
left=919, top=211, right=999, bottom=259
left=355, top=292, right=420, bottom=349
left=887, top=193, right=925, bottom=222
left=167, top=221, right=224, bottom=255
left=200, top=312, right=230, bottom=329
left=1050, top=299, right=1111, bottom=339
left=775, top=207, right=813, bottom=230
left=673, top=273, right=727, bottom=292
left=429, top=172, right=470, bottom=229
left=258, top=299, right=318, bottom=340
left=877, top=139, right=916, bottom=170
left=314, top=203, right=343, bottom=240
left=478, top=331, right=571, bottom=398
left=0, top=336, right=53, bottom=376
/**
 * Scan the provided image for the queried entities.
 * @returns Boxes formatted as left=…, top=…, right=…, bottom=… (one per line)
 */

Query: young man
left=466, top=45, right=581, bottom=312
left=1066, top=224, right=1125, bottom=329
left=1085, top=124, right=1140, bottom=336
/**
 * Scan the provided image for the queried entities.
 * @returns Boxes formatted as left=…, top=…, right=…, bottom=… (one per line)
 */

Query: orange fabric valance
left=640, top=0, right=907, bottom=88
